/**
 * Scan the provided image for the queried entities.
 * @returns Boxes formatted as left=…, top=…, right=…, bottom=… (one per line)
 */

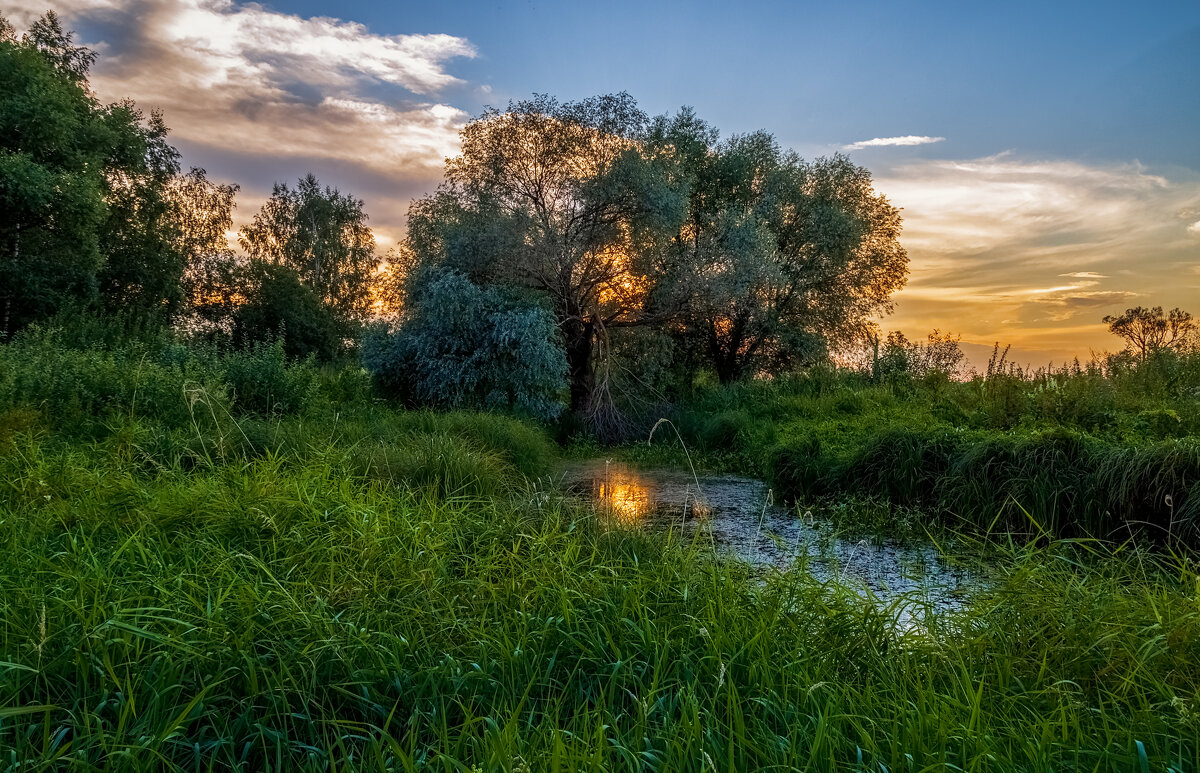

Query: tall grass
left=1, top=321, right=1198, bottom=769
left=646, top=362, right=1200, bottom=541
left=0, top=435, right=1197, bottom=770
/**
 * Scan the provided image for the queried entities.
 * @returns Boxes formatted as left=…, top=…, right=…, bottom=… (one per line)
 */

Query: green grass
left=615, top=362, right=1200, bottom=542
left=1, top=324, right=1199, bottom=770
left=1, top=433, right=1198, bottom=771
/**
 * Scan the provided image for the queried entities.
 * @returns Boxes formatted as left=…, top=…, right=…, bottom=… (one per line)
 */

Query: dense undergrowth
left=1, top=324, right=1199, bottom=770
left=625, top=358, right=1200, bottom=541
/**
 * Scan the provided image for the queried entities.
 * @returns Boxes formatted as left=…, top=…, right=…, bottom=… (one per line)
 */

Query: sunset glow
left=11, top=0, right=1196, bottom=365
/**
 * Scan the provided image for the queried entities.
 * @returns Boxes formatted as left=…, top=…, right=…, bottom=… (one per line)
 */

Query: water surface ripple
left=561, top=460, right=979, bottom=630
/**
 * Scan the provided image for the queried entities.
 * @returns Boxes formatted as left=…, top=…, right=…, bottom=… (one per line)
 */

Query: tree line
left=1, top=13, right=912, bottom=434
left=1, top=12, right=377, bottom=360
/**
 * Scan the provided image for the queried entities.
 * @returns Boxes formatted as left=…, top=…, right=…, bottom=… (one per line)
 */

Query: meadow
left=1, top=324, right=1198, bottom=771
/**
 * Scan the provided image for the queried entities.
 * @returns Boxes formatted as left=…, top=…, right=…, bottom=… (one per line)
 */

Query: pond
left=560, top=460, right=981, bottom=631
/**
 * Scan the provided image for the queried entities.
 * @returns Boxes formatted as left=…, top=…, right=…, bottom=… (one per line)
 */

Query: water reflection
left=562, top=460, right=979, bottom=633
left=583, top=463, right=710, bottom=527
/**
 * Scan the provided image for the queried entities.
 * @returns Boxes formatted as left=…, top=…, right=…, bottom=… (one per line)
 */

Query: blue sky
left=10, top=0, right=1200, bottom=363
left=267, top=0, right=1200, bottom=167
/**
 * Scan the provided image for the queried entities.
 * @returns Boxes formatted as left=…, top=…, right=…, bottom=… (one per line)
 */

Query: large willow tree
left=649, top=109, right=909, bottom=383
left=401, top=93, right=686, bottom=412
left=398, top=94, right=908, bottom=426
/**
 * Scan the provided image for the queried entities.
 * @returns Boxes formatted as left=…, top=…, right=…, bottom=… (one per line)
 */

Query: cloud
left=844, top=135, right=946, bottom=151
left=1025, top=289, right=1141, bottom=322
left=1188, top=219, right=1200, bottom=235
left=8, top=0, right=479, bottom=241
left=875, top=154, right=1200, bottom=356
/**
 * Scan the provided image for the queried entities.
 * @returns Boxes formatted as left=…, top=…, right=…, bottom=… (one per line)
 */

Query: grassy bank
left=1, top=329, right=1199, bottom=770
left=624, top=361, right=1200, bottom=541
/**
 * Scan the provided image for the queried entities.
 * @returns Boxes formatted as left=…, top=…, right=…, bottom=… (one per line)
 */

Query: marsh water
left=561, top=460, right=979, bottom=630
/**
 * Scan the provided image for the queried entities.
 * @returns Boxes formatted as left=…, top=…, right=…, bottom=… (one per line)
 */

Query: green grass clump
left=638, top=360, right=1200, bottom=541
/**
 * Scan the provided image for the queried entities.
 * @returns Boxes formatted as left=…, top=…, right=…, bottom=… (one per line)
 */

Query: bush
left=363, top=271, right=567, bottom=422
left=0, top=325, right=213, bottom=432
left=222, top=340, right=318, bottom=416
left=231, top=261, right=347, bottom=362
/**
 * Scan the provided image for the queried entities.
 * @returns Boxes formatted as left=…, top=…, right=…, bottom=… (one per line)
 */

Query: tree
left=362, top=271, right=567, bottom=421
left=19, top=10, right=94, bottom=81
left=231, top=261, right=347, bottom=362
left=0, top=13, right=108, bottom=335
left=648, top=110, right=909, bottom=383
left=95, top=105, right=188, bottom=317
left=406, top=93, right=686, bottom=413
left=0, top=11, right=200, bottom=333
left=238, top=174, right=377, bottom=322
left=1103, top=306, right=1195, bottom=362
left=170, top=168, right=241, bottom=327
left=872, top=329, right=964, bottom=379
left=396, top=94, right=908, bottom=433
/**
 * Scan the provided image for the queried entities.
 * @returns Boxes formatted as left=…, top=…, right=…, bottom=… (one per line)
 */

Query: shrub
left=362, top=271, right=567, bottom=422
left=231, top=261, right=347, bottom=362
left=222, top=340, right=318, bottom=416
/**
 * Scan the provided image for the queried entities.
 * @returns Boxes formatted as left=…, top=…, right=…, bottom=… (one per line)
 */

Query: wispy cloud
left=844, top=135, right=945, bottom=151
left=875, top=154, right=1200, bottom=357
left=7, top=0, right=480, bottom=240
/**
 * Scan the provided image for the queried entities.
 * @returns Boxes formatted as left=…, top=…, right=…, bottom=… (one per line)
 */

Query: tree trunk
left=565, top=318, right=595, bottom=412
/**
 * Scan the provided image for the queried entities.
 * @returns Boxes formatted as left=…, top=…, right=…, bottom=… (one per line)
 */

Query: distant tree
left=404, top=93, right=686, bottom=413
left=373, top=245, right=415, bottom=320
left=873, top=329, right=964, bottom=378
left=362, top=271, right=567, bottom=421
left=238, top=174, right=377, bottom=322
left=876, top=331, right=911, bottom=376
left=231, top=261, right=347, bottom=362
left=648, top=110, right=909, bottom=383
left=1103, top=306, right=1195, bottom=362
left=170, top=168, right=240, bottom=325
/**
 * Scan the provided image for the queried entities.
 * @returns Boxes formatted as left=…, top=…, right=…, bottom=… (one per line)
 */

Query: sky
left=7, top=0, right=1200, bottom=366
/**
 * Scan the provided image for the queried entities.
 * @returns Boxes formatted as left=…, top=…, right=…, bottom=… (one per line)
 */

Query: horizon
left=6, top=0, right=1199, bottom=366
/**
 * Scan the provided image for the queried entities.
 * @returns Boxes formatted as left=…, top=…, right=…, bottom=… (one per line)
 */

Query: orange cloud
left=875, top=154, right=1200, bottom=363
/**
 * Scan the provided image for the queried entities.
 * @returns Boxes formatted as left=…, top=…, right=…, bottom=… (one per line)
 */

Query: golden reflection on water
left=588, top=467, right=710, bottom=527
left=594, top=478, right=653, bottom=526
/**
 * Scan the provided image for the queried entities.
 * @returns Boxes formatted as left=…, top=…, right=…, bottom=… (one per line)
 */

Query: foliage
left=222, top=340, right=318, bottom=416
left=874, top=328, right=966, bottom=379
left=0, top=13, right=243, bottom=335
left=649, top=111, right=909, bottom=383
left=362, top=271, right=567, bottom=421
left=406, top=93, right=685, bottom=414
left=93, top=104, right=187, bottom=317
left=239, top=173, right=377, bottom=322
left=231, top=260, right=349, bottom=362
left=402, top=94, right=909, bottom=429
left=633, top=352, right=1200, bottom=541
left=172, top=167, right=241, bottom=326
left=1104, top=305, right=1196, bottom=361
left=0, top=15, right=109, bottom=335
